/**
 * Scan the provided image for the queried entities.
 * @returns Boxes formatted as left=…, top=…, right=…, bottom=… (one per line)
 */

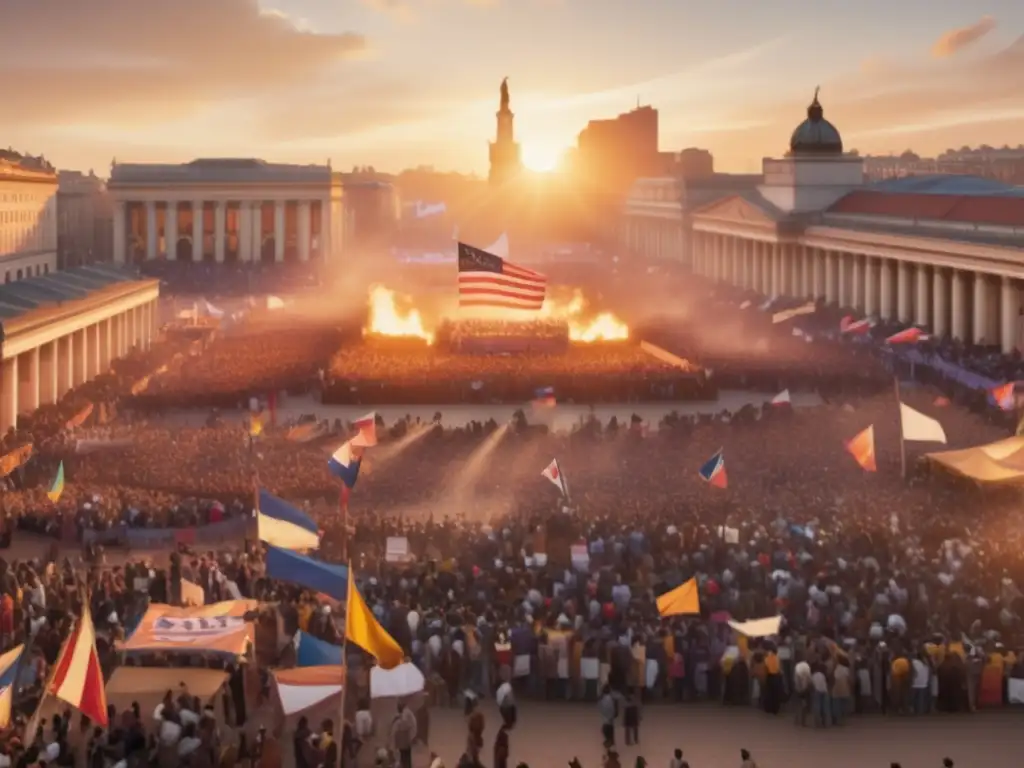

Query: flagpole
left=338, top=560, right=350, bottom=756
left=894, top=375, right=906, bottom=479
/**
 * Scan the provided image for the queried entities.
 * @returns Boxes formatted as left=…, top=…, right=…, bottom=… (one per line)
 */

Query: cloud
left=0, top=0, right=367, bottom=128
left=931, top=16, right=997, bottom=58
left=361, top=0, right=498, bottom=21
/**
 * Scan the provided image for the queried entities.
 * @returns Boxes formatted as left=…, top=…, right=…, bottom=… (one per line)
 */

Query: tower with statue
left=488, top=77, right=522, bottom=186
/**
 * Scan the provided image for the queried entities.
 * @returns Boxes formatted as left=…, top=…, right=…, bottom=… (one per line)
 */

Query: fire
left=365, top=285, right=434, bottom=344
left=541, top=289, right=629, bottom=343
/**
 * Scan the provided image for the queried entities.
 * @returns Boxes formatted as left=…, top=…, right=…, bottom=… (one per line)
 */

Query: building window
left=3, top=271, right=8, bottom=283
left=44, top=263, right=49, bottom=274
left=16, top=269, right=23, bottom=280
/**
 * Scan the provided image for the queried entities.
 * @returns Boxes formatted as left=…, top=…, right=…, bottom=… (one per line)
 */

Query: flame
left=365, top=285, right=434, bottom=344
left=540, top=289, right=629, bottom=343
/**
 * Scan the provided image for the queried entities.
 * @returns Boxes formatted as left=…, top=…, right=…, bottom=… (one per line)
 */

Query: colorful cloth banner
left=120, top=601, right=257, bottom=655
left=0, top=444, right=33, bottom=477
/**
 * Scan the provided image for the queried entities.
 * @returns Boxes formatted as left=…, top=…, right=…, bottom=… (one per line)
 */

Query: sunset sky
left=4, top=0, right=1024, bottom=176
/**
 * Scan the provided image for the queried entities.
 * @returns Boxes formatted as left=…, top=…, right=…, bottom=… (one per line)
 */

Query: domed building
left=788, top=89, right=844, bottom=156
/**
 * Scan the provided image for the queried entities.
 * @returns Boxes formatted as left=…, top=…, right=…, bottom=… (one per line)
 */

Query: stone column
left=730, top=237, right=740, bottom=286
left=215, top=202, right=226, bottom=263
left=16, top=349, right=38, bottom=416
left=932, top=269, right=948, bottom=338
left=823, top=251, right=836, bottom=305
left=880, top=259, right=895, bottom=320
left=274, top=200, right=286, bottom=262
left=253, top=202, right=265, bottom=261
left=165, top=202, right=178, bottom=259
left=58, top=336, right=73, bottom=398
left=299, top=199, right=309, bottom=264
left=74, top=329, right=87, bottom=387
left=39, top=342, right=58, bottom=407
left=791, top=245, right=802, bottom=298
left=973, top=273, right=988, bottom=345
left=1001, top=276, right=1020, bottom=354
left=914, top=265, right=930, bottom=327
left=897, top=261, right=912, bottom=322
left=799, top=246, right=810, bottom=297
left=192, top=200, right=203, bottom=261
left=113, top=201, right=127, bottom=264
left=239, top=202, right=252, bottom=263
left=751, top=241, right=762, bottom=292
left=951, top=270, right=967, bottom=341
left=863, top=258, right=877, bottom=316
left=145, top=201, right=158, bottom=261
left=89, top=324, right=101, bottom=378
left=1, top=357, right=18, bottom=433
left=851, top=255, right=863, bottom=311
left=836, top=252, right=847, bottom=307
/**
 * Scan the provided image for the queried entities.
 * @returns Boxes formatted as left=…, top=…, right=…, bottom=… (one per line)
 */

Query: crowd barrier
left=82, top=515, right=253, bottom=549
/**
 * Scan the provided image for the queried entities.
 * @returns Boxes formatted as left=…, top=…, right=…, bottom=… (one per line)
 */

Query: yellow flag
left=345, top=568, right=404, bottom=669
left=249, top=413, right=264, bottom=437
left=656, top=577, right=700, bottom=617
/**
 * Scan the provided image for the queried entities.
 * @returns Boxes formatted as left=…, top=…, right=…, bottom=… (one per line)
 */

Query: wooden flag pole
left=894, top=376, right=907, bottom=479
left=337, top=561, right=351, bottom=760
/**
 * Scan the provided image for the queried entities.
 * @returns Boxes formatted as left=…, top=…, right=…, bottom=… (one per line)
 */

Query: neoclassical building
left=107, top=158, right=345, bottom=264
left=620, top=94, right=1024, bottom=353
left=0, top=156, right=58, bottom=283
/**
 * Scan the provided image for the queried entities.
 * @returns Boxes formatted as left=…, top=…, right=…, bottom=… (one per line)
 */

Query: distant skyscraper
left=488, top=77, right=522, bottom=186
left=575, top=105, right=661, bottom=191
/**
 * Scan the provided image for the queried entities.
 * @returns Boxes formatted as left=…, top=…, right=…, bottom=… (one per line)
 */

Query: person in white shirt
left=911, top=652, right=931, bottom=715
left=496, top=679, right=516, bottom=727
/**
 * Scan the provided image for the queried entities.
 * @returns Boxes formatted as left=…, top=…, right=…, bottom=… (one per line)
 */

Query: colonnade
left=687, top=231, right=1022, bottom=353
left=0, top=300, right=158, bottom=433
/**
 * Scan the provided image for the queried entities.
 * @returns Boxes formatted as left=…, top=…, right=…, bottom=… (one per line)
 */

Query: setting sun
left=521, top=142, right=563, bottom=173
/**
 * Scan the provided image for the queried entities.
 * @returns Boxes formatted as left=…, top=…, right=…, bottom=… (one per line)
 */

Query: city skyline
left=4, top=0, right=1024, bottom=176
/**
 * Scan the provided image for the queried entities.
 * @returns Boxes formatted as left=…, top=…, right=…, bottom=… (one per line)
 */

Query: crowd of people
left=1, top=260, right=1023, bottom=768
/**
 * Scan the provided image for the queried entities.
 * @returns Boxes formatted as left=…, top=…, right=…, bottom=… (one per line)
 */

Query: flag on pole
left=346, top=567, right=404, bottom=670
left=770, top=389, right=791, bottom=407
left=991, top=382, right=1015, bottom=411
left=698, top=449, right=728, bottom=488
left=47, top=461, right=65, bottom=502
left=457, top=242, right=547, bottom=310
left=350, top=412, right=378, bottom=447
left=656, top=578, right=700, bottom=617
left=845, top=425, right=877, bottom=472
left=541, top=459, right=569, bottom=498
left=899, top=403, right=947, bottom=443
left=886, top=327, right=926, bottom=344
left=327, top=441, right=362, bottom=490
left=0, top=644, right=25, bottom=728
left=772, top=301, right=816, bottom=324
left=257, top=489, right=320, bottom=550
left=840, top=316, right=872, bottom=335
left=48, top=604, right=107, bottom=726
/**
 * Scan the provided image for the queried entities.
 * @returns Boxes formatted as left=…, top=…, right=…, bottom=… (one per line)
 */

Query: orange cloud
left=931, top=16, right=997, bottom=58
left=0, top=0, right=367, bottom=128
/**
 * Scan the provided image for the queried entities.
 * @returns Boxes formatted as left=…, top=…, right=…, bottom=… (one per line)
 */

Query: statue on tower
left=500, top=77, right=510, bottom=111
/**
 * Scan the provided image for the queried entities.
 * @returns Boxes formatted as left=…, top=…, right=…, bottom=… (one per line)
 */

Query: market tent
left=104, top=667, right=229, bottom=716
left=925, top=436, right=1024, bottom=484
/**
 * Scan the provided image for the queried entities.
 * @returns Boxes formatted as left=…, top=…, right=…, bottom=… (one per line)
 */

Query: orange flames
left=365, top=285, right=434, bottom=344
left=540, top=289, right=630, bottom=343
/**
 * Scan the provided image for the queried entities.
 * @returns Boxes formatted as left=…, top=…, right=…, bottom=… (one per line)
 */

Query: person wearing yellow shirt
left=890, top=655, right=911, bottom=714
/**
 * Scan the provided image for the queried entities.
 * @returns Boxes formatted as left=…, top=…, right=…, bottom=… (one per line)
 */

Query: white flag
left=899, top=403, right=947, bottom=444
left=772, top=301, right=816, bottom=324
left=770, top=389, right=791, bottom=406
left=485, top=232, right=509, bottom=259
left=541, top=459, right=568, bottom=498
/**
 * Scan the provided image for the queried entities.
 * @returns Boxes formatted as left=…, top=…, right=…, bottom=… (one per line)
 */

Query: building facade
left=0, top=266, right=159, bottom=433
left=107, top=158, right=344, bottom=264
left=58, top=170, right=113, bottom=269
left=619, top=93, right=1024, bottom=353
left=0, top=156, right=58, bottom=284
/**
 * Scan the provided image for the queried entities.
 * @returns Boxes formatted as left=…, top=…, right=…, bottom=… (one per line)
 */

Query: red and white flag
left=840, top=315, right=872, bottom=335
left=48, top=604, right=108, bottom=726
left=541, top=458, right=569, bottom=498
left=770, top=389, right=791, bottom=406
left=350, top=411, right=377, bottom=447
left=886, top=327, right=927, bottom=344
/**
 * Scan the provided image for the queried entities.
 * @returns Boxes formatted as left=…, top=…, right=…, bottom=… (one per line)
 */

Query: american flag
left=457, top=242, right=547, bottom=310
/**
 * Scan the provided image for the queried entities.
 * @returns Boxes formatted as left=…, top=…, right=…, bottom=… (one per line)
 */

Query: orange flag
left=845, top=425, right=877, bottom=472
left=656, top=577, right=700, bottom=617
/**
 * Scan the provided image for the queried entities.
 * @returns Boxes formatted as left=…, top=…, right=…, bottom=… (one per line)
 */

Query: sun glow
left=521, top=142, right=562, bottom=173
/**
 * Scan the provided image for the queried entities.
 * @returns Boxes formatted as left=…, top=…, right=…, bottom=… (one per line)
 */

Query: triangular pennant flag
left=48, top=604, right=108, bottom=726
left=656, top=578, right=700, bottom=617
left=844, top=425, right=876, bottom=472
left=47, top=461, right=65, bottom=502
left=541, top=459, right=569, bottom=498
left=327, top=440, right=362, bottom=489
left=698, top=449, right=728, bottom=488
left=350, top=412, right=378, bottom=447
left=346, top=566, right=404, bottom=669
left=770, top=389, right=791, bottom=406
left=886, top=327, right=926, bottom=344
left=899, top=403, right=947, bottom=444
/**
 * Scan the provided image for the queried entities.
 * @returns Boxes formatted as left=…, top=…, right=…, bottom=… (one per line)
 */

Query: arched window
left=16, top=269, right=23, bottom=280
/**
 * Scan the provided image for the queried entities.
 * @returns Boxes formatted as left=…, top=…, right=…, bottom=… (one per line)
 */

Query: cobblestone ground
left=418, top=700, right=1021, bottom=768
